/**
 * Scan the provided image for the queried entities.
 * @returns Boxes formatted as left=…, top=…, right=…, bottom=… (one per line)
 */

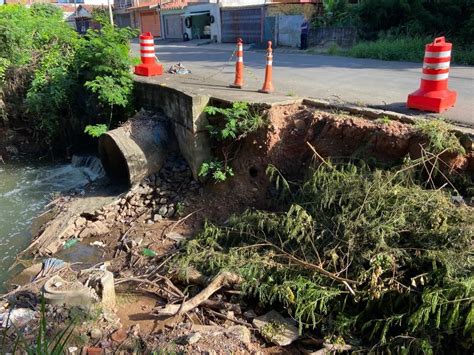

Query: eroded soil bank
left=1, top=103, right=473, bottom=354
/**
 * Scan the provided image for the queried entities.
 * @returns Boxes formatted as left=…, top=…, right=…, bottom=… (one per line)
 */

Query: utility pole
left=107, top=0, right=114, bottom=26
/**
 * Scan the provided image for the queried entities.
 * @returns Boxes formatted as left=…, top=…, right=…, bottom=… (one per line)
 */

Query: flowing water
left=0, top=156, right=105, bottom=288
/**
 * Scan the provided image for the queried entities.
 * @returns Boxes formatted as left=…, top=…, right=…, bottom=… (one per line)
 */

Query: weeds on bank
left=200, top=102, right=267, bottom=183
left=416, top=119, right=465, bottom=155
left=2, top=298, right=75, bottom=354
left=331, top=36, right=474, bottom=65
left=175, top=156, right=474, bottom=353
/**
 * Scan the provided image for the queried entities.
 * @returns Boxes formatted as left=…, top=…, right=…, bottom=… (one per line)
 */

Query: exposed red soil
left=206, top=103, right=473, bottom=213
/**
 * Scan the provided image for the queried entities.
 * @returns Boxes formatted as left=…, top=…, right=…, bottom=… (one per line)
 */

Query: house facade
left=113, top=0, right=161, bottom=37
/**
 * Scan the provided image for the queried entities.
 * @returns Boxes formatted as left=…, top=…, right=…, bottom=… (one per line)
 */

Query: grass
left=324, top=36, right=474, bottom=65
left=415, top=119, right=465, bottom=154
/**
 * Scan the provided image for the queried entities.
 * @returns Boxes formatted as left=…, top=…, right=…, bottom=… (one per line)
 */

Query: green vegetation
left=204, top=102, right=265, bottom=141
left=340, top=36, right=474, bottom=65
left=416, top=120, right=465, bottom=155
left=200, top=102, right=267, bottom=183
left=375, top=116, right=391, bottom=125
left=199, top=158, right=234, bottom=183
left=0, top=4, right=137, bottom=150
left=2, top=298, right=75, bottom=354
left=84, top=124, right=108, bottom=138
left=176, top=160, right=474, bottom=353
left=313, top=0, right=474, bottom=65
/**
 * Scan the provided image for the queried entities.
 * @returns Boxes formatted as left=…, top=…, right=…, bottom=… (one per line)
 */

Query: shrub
left=198, top=159, right=234, bottom=183
left=343, top=36, right=474, bottom=65
left=176, top=160, right=474, bottom=353
left=0, top=4, right=137, bottom=149
left=201, top=101, right=267, bottom=183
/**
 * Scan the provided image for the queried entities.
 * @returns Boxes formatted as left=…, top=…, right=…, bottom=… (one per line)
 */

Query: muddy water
left=0, top=157, right=105, bottom=288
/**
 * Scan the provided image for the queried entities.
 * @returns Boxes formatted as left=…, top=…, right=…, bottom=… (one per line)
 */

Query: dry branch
left=155, top=272, right=242, bottom=317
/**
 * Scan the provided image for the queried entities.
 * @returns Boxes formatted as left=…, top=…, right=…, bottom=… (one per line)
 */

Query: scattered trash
left=168, top=63, right=191, bottom=75
left=63, top=238, right=79, bottom=249
left=33, top=257, right=66, bottom=281
left=0, top=308, right=36, bottom=328
left=451, top=195, right=465, bottom=204
left=142, top=248, right=157, bottom=257
left=90, top=241, right=106, bottom=248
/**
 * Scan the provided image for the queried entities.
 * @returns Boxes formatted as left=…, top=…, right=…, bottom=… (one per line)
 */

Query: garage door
left=221, top=8, right=263, bottom=44
left=163, top=14, right=183, bottom=39
left=140, top=11, right=161, bottom=37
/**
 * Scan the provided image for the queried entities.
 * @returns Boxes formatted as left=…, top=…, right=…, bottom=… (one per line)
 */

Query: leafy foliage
left=355, top=0, right=474, bottom=45
left=313, top=0, right=354, bottom=27
left=201, top=101, right=267, bottom=183
left=198, top=159, right=234, bottom=183
left=175, top=160, right=474, bottom=353
left=84, top=124, right=108, bottom=138
left=204, top=102, right=266, bottom=141
left=0, top=4, right=137, bottom=149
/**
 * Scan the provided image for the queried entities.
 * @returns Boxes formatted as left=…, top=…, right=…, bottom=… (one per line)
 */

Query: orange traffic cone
left=259, top=41, right=274, bottom=94
left=230, top=38, right=244, bottom=89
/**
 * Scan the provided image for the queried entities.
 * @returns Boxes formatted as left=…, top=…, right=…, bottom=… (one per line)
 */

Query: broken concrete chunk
left=158, top=206, right=168, bottom=217
left=75, top=217, right=87, bottom=228
left=252, top=310, right=299, bottom=346
left=226, top=325, right=251, bottom=346
left=177, top=332, right=202, bottom=345
left=79, top=221, right=110, bottom=239
left=166, top=232, right=185, bottom=242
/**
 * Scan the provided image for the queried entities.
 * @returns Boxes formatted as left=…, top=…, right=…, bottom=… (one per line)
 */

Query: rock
left=110, top=328, right=128, bottom=343
left=90, top=328, right=103, bottom=340
left=243, top=310, right=257, bottom=319
left=226, top=325, right=251, bottom=345
left=177, top=332, right=202, bottom=345
left=294, top=119, right=306, bottom=130
left=79, top=221, right=110, bottom=239
left=166, top=232, right=185, bottom=242
left=75, top=217, right=87, bottom=228
left=166, top=206, right=175, bottom=218
left=159, top=197, right=167, bottom=204
left=153, top=214, right=162, bottom=222
left=158, top=206, right=168, bottom=217
left=252, top=310, right=299, bottom=346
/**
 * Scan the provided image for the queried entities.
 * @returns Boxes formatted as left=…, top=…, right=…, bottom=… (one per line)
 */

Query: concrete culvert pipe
left=99, top=112, right=169, bottom=186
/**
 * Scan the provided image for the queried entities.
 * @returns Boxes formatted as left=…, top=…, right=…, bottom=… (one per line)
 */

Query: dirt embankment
left=2, top=103, right=473, bottom=353
left=0, top=127, right=41, bottom=162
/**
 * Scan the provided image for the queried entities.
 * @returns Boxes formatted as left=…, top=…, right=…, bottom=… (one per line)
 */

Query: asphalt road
left=132, top=41, right=474, bottom=127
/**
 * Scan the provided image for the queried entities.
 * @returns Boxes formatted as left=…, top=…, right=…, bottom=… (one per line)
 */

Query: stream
left=0, top=156, right=105, bottom=288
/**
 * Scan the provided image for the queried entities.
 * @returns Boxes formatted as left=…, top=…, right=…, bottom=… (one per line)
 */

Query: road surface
left=132, top=41, right=474, bottom=127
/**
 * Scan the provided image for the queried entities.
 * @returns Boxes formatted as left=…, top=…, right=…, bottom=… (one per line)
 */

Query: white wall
left=217, top=0, right=266, bottom=6
left=83, top=0, right=110, bottom=5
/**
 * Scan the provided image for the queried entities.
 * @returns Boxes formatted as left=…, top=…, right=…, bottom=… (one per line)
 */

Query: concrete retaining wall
left=134, top=80, right=211, bottom=179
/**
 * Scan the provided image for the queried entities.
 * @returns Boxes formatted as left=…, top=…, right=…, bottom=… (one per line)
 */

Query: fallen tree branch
left=155, top=271, right=242, bottom=317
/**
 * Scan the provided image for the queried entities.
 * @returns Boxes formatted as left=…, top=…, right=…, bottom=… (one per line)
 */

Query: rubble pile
left=56, top=155, right=199, bottom=250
